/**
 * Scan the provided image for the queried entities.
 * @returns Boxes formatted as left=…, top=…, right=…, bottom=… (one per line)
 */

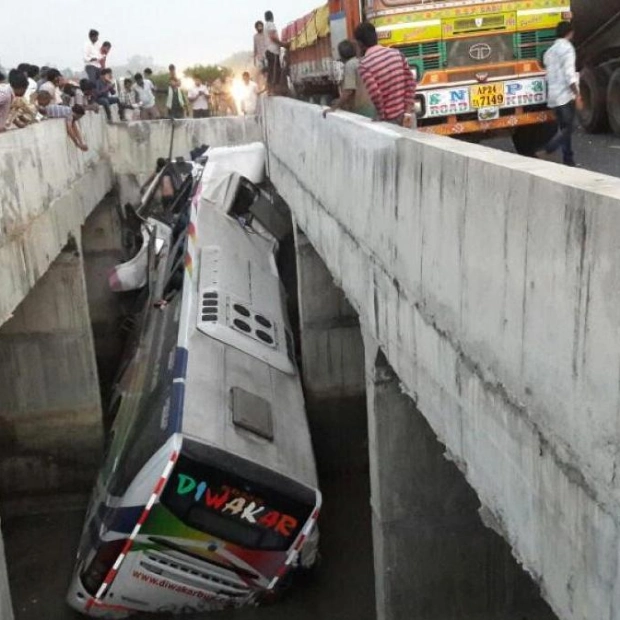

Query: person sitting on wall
left=36, top=91, right=89, bottom=151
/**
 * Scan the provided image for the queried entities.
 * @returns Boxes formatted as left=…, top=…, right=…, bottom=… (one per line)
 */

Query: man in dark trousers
left=536, top=21, right=581, bottom=166
left=264, top=10, right=287, bottom=94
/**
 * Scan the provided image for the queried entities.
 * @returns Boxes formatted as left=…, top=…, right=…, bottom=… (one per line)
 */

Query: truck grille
left=399, top=41, right=442, bottom=72
left=517, top=29, right=556, bottom=60
left=447, top=34, right=515, bottom=68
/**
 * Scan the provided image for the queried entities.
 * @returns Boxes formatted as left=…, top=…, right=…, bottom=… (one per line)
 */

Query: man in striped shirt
left=354, top=21, right=416, bottom=126
left=36, top=91, right=89, bottom=151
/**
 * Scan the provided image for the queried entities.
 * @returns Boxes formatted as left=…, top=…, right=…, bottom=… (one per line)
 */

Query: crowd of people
left=0, top=27, right=262, bottom=150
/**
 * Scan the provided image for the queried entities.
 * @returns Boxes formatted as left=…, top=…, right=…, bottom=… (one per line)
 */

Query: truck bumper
left=418, top=110, right=556, bottom=136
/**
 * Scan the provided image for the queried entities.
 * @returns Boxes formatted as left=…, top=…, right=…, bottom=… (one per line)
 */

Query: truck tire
left=579, top=67, right=609, bottom=133
left=607, top=68, right=620, bottom=136
left=512, top=122, right=557, bottom=156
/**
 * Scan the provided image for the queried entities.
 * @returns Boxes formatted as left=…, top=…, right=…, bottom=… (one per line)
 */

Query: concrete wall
left=294, top=225, right=366, bottom=402
left=0, top=520, right=13, bottom=620
left=0, top=113, right=113, bottom=327
left=0, top=244, right=103, bottom=497
left=264, top=98, right=620, bottom=620
left=108, top=116, right=263, bottom=206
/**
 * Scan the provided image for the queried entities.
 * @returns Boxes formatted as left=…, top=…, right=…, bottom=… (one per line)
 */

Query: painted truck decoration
left=284, top=0, right=570, bottom=143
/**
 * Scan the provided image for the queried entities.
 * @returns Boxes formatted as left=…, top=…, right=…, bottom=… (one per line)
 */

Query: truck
left=574, top=1, right=620, bottom=135
left=283, top=0, right=362, bottom=104
left=284, top=0, right=571, bottom=154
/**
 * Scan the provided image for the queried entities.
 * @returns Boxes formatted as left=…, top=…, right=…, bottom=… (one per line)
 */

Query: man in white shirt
left=264, top=10, right=287, bottom=94
left=133, top=72, right=159, bottom=120
left=536, top=21, right=581, bottom=166
left=188, top=77, right=210, bottom=118
left=84, top=29, right=102, bottom=84
left=240, top=72, right=259, bottom=115
left=144, top=68, right=157, bottom=97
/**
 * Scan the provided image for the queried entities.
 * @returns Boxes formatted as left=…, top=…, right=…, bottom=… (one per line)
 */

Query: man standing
left=84, top=29, right=102, bottom=83
left=167, top=78, right=187, bottom=119
left=253, top=21, right=268, bottom=71
left=144, top=68, right=156, bottom=95
left=240, top=71, right=259, bottom=115
left=188, top=77, right=210, bottom=118
left=323, top=40, right=376, bottom=119
left=133, top=73, right=159, bottom=120
left=354, top=21, right=416, bottom=126
left=536, top=21, right=580, bottom=167
left=264, top=10, right=287, bottom=93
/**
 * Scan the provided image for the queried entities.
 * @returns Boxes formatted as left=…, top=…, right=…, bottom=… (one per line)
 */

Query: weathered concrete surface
left=0, top=114, right=113, bottom=327
left=82, top=195, right=126, bottom=415
left=0, top=519, right=13, bottom=620
left=264, top=97, right=620, bottom=620
left=294, top=225, right=365, bottom=402
left=365, top=341, right=555, bottom=620
left=108, top=117, right=263, bottom=206
left=0, top=245, right=103, bottom=497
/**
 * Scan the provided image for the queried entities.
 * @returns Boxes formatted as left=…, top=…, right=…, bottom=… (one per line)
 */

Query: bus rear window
left=160, top=452, right=314, bottom=552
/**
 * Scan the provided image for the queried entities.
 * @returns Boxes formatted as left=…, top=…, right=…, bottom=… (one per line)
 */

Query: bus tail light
left=80, top=538, right=127, bottom=596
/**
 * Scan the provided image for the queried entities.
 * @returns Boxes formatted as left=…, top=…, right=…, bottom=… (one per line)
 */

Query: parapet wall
left=264, top=97, right=620, bottom=620
left=0, top=113, right=113, bottom=326
left=0, top=114, right=262, bottom=328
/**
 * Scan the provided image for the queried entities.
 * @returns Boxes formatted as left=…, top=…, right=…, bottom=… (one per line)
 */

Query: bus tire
left=607, top=68, right=620, bottom=136
left=579, top=66, right=609, bottom=133
left=512, top=122, right=557, bottom=156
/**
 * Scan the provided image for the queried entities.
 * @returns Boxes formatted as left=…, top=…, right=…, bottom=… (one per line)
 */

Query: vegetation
left=183, top=64, right=231, bottom=84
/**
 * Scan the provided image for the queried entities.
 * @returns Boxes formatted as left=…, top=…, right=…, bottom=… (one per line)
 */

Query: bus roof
left=177, top=164, right=318, bottom=491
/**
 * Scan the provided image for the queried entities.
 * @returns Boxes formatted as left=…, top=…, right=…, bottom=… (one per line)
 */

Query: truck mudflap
left=417, top=109, right=556, bottom=136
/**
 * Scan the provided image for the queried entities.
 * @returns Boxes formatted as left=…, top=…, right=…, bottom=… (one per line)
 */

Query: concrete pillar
left=0, top=520, right=13, bottom=620
left=0, top=240, right=103, bottom=498
left=366, top=343, right=555, bottom=620
left=294, top=225, right=368, bottom=474
left=82, top=195, right=126, bottom=417
left=294, top=225, right=365, bottom=402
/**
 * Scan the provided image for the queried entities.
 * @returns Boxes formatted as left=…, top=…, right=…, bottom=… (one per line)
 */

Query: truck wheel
left=579, top=67, right=609, bottom=133
left=607, top=68, right=620, bottom=136
left=512, top=122, right=557, bottom=156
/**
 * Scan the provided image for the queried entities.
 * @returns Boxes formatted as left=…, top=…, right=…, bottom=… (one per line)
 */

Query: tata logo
left=469, top=43, right=492, bottom=61
left=475, top=17, right=484, bottom=28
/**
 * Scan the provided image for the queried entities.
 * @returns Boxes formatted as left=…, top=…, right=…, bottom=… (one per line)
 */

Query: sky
left=0, top=0, right=321, bottom=72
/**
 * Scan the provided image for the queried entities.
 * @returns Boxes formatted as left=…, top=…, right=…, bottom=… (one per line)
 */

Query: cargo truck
left=284, top=0, right=570, bottom=154
left=574, top=1, right=620, bottom=135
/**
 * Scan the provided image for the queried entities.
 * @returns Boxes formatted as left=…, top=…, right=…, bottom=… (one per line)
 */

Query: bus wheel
left=512, top=122, right=557, bottom=157
left=580, top=67, right=610, bottom=133
left=607, top=68, right=620, bottom=136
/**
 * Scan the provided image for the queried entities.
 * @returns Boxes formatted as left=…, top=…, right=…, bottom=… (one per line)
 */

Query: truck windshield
left=160, top=452, right=315, bottom=552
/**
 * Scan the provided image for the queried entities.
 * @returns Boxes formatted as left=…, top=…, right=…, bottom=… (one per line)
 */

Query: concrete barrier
left=0, top=113, right=113, bottom=327
left=264, top=97, right=620, bottom=620
left=108, top=116, right=262, bottom=205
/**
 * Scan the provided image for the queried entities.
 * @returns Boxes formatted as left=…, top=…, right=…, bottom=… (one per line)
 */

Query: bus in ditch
left=67, top=144, right=321, bottom=617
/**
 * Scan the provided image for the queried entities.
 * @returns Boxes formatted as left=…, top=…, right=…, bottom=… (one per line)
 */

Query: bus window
left=160, top=452, right=315, bottom=552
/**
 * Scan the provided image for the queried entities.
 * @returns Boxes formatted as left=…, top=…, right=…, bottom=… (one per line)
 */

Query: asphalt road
left=484, top=125, right=620, bottom=178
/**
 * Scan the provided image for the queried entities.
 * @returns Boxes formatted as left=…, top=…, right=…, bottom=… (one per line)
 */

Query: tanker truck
left=574, top=0, right=620, bottom=135
left=284, top=0, right=570, bottom=154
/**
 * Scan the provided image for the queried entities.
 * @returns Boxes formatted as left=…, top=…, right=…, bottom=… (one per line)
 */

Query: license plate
left=470, top=83, right=505, bottom=109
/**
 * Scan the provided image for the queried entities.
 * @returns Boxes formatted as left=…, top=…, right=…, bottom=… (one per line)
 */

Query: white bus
left=67, top=145, right=321, bottom=617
